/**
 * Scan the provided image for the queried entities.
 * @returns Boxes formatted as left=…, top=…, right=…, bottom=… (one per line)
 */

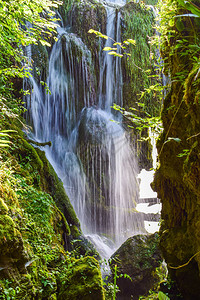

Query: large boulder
left=110, top=233, right=162, bottom=299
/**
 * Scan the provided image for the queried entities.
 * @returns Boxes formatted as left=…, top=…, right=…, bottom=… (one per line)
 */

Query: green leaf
left=0, top=140, right=11, bottom=143
left=88, top=29, right=108, bottom=39
left=103, top=47, right=117, bottom=51
left=0, top=143, right=10, bottom=147
left=108, top=51, right=123, bottom=58
left=88, top=29, right=96, bottom=34
left=113, top=42, right=122, bottom=46
left=123, top=40, right=130, bottom=45
left=40, top=40, right=51, bottom=47
left=164, top=137, right=181, bottom=144
left=127, top=39, right=136, bottom=45
left=158, top=291, right=170, bottom=300
left=177, top=0, right=200, bottom=17
left=99, top=34, right=108, bottom=40
left=177, top=149, right=190, bottom=157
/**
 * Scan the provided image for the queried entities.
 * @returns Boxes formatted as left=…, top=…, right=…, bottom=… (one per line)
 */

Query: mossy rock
left=0, top=214, right=28, bottom=281
left=71, top=235, right=100, bottom=259
left=16, top=136, right=44, bottom=172
left=153, top=2, right=200, bottom=297
left=0, top=215, right=26, bottom=260
left=110, top=233, right=162, bottom=299
left=0, top=215, right=20, bottom=250
left=36, top=149, right=81, bottom=230
left=57, top=256, right=105, bottom=300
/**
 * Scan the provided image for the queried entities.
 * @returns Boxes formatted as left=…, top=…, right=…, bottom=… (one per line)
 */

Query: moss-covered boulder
left=57, top=256, right=105, bottom=300
left=0, top=214, right=27, bottom=273
left=110, top=233, right=162, bottom=299
left=36, top=149, right=80, bottom=230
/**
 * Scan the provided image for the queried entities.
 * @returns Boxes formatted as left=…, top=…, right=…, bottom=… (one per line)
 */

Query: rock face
left=110, top=233, right=162, bottom=299
left=153, top=1, right=200, bottom=298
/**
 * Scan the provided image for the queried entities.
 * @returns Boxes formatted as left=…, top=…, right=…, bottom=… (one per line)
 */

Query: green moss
left=70, top=225, right=81, bottom=238
left=0, top=198, right=8, bottom=215
left=153, top=1, right=200, bottom=297
left=16, top=136, right=44, bottom=171
left=36, top=149, right=81, bottom=230
left=0, top=215, right=16, bottom=242
left=0, top=215, right=23, bottom=259
left=58, top=256, right=105, bottom=300
left=121, top=2, right=157, bottom=114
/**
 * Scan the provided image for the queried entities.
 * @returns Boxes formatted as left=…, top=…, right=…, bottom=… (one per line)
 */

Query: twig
left=187, top=132, right=200, bottom=140
left=169, top=250, right=200, bottom=269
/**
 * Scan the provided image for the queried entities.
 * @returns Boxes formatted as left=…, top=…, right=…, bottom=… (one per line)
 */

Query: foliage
left=121, top=2, right=162, bottom=116
left=0, top=0, right=61, bottom=96
left=88, top=28, right=136, bottom=58
left=113, top=103, right=162, bottom=135
left=139, top=291, right=170, bottom=300
left=89, top=3, right=162, bottom=138
left=0, top=128, right=104, bottom=299
left=176, top=0, right=200, bottom=17
left=154, top=0, right=200, bottom=152
left=0, top=131, right=14, bottom=147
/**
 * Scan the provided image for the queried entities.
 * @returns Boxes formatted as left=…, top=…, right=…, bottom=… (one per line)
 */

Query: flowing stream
left=25, top=0, right=150, bottom=257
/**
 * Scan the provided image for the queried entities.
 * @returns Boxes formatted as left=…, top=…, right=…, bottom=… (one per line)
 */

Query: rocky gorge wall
left=153, top=0, right=200, bottom=298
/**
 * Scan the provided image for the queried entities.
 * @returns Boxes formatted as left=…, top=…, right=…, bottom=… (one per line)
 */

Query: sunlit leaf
left=123, top=40, right=130, bottom=45
left=164, top=137, right=181, bottom=144
left=158, top=291, right=170, bottom=300
left=103, top=47, right=117, bottom=51
left=113, top=42, right=122, bottom=46
left=177, top=0, right=200, bottom=17
left=88, top=29, right=108, bottom=39
left=40, top=40, right=51, bottom=47
left=108, top=51, right=123, bottom=57
left=127, top=39, right=136, bottom=45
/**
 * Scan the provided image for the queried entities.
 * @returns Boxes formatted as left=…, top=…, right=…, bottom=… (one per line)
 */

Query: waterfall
left=25, top=1, right=146, bottom=255
left=98, top=7, right=122, bottom=111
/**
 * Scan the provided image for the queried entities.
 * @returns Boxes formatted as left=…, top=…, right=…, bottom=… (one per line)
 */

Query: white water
left=24, top=0, right=156, bottom=258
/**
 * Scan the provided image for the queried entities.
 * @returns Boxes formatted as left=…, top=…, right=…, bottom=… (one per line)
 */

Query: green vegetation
left=152, top=0, right=200, bottom=298
left=0, top=110, right=105, bottom=299
left=0, top=0, right=105, bottom=298
left=122, top=1, right=161, bottom=116
left=0, top=0, right=61, bottom=88
left=2, top=0, right=200, bottom=298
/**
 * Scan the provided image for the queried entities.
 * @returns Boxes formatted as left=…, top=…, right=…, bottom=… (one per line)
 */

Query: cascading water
left=25, top=0, right=147, bottom=257
left=98, top=7, right=122, bottom=110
